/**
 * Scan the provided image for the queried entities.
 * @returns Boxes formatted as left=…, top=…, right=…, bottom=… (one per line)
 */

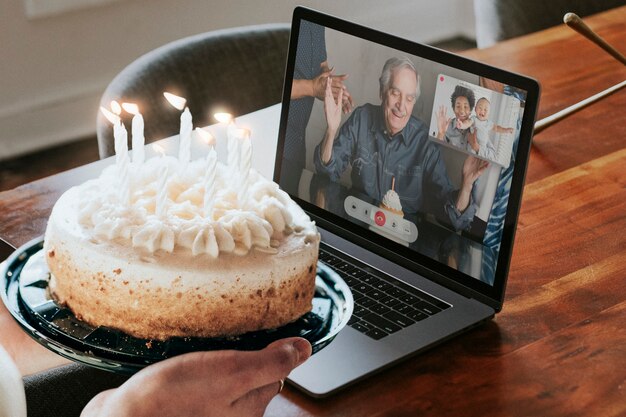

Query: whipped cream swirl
left=76, top=156, right=317, bottom=257
left=381, top=189, right=403, bottom=212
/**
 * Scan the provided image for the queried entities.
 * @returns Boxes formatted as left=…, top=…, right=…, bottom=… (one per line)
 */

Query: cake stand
left=1, top=237, right=353, bottom=374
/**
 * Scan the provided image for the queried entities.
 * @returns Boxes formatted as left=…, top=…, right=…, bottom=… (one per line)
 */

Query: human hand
left=456, top=118, right=473, bottom=130
left=468, top=128, right=479, bottom=153
left=81, top=337, right=312, bottom=417
left=436, top=105, right=451, bottom=140
left=312, top=62, right=333, bottom=101
left=324, top=75, right=344, bottom=135
left=315, top=62, right=353, bottom=114
left=462, top=155, right=489, bottom=188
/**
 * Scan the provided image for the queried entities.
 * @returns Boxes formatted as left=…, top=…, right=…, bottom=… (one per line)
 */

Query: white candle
left=227, top=120, right=240, bottom=177
left=116, top=126, right=130, bottom=205
left=203, top=146, right=217, bottom=216
left=214, top=112, right=234, bottom=172
left=179, top=107, right=192, bottom=167
left=237, top=128, right=251, bottom=203
left=163, top=92, right=192, bottom=170
left=132, top=112, right=145, bottom=164
left=113, top=120, right=124, bottom=162
left=122, top=103, right=145, bottom=165
left=156, top=164, right=169, bottom=218
left=111, top=109, right=130, bottom=205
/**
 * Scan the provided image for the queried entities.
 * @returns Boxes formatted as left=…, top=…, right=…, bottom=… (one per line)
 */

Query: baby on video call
left=459, top=96, right=514, bottom=159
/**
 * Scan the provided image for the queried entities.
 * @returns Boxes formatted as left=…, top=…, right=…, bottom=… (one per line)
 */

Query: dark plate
left=0, top=237, right=352, bottom=375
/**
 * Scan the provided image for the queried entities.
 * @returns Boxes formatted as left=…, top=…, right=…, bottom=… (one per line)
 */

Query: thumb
left=265, top=337, right=312, bottom=369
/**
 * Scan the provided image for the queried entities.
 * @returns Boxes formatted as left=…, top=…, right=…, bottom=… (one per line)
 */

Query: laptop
left=274, top=7, right=540, bottom=397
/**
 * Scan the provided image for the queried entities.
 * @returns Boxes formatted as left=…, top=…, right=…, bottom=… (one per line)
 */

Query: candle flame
left=195, top=127, right=215, bottom=146
left=100, top=106, right=120, bottom=125
left=122, top=102, right=139, bottom=115
left=152, top=144, right=166, bottom=156
left=110, top=100, right=122, bottom=115
left=163, top=92, right=186, bottom=110
left=214, top=112, right=233, bottom=124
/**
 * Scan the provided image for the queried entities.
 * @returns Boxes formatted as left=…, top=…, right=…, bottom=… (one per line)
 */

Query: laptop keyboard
left=319, top=245, right=451, bottom=340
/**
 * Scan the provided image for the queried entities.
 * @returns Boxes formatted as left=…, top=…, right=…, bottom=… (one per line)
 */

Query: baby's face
left=475, top=99, right=490, bottom=121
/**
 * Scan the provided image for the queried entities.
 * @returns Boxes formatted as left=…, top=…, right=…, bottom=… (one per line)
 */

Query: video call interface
left=279, top=20, right=528, bottom=286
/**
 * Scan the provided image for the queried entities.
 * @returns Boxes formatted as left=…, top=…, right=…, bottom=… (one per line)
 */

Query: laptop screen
left=275, top=8, right=539, bottom=305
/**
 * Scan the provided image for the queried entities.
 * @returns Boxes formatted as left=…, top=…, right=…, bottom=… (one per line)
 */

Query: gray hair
left=379, top=57, right=421, bottom=101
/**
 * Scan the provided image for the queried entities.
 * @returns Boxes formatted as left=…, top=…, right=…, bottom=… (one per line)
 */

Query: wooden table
left=2, top=6, right=625, bottom=417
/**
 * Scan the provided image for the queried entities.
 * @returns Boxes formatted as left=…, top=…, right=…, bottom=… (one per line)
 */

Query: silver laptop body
left=275, top=7, right=539, bottom=397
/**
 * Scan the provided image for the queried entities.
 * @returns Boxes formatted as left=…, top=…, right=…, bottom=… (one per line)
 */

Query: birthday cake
left=380, top=189, right=404, bottom=217
left=44, top=125, right=320, bottom=340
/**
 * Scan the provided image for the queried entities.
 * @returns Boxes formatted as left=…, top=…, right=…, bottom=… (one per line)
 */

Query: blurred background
left=0, top=0, right=476, bottom=188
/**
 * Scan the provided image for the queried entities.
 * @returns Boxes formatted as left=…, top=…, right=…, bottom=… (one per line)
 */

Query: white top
left=471, top=116, right=497, bottom=160
left=0, top=344, right=26, bottom=417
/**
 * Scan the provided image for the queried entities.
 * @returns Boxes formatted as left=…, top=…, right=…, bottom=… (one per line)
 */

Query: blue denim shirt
left=284, top=20, right=327, bottom=166
left=314, top=104, right=476, bottom=231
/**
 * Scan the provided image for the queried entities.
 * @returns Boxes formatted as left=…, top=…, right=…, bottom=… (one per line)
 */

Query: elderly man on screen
left=314, top=57, right=488, bottom=231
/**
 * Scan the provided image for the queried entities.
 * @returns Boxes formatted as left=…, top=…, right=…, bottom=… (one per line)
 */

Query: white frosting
left=382, top=189, right=403, bottom=212
left=71, top=156, right=318, bottom=257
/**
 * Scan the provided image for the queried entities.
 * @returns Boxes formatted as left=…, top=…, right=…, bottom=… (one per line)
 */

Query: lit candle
left=237, top=128, right=251, bottom=203
left=101, top=103, right=130, bottom=204
left=121, top=102, right=145, bottom=164
left=163, top=92, right=192, bottom=168
left=179, top=107, right=192, bottom=166
left=117, top=125, right=130, bottom=204
left=215, top=113, right=238, bottom=177
left=110, top=101, right=125, bottom=159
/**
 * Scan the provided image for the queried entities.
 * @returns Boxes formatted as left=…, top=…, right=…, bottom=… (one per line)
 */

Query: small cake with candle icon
left=380, top=177, right=404, bottom=217
left=43, top=100, right=320, bottom=341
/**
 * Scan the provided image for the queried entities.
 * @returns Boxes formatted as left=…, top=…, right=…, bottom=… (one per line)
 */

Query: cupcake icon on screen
left=380, top=177, right=404, bottom=217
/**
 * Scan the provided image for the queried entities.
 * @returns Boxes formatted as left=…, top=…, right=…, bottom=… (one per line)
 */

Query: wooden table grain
left=1, top=6, right=625, bottom=417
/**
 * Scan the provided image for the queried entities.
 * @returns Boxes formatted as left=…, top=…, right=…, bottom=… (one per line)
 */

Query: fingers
left=336, top=84, right=344, bottom=109
left=230, top=338, right=309, bottom=416
left=330, top=73, right=349, bottom=85
left=226, top=338, right=311, bottom=399
left=340, top=87, right=353, bottom=113
left=326, top=76, right=345, bottom=109
left=325, top=74, right=334, bottom=102
left=327, top=71, right=352, bottom=113
left=83, top=339, right=309, bottom=417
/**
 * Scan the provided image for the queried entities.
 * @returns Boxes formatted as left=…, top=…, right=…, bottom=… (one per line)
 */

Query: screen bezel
left=274, top=6, right=540, bottom=310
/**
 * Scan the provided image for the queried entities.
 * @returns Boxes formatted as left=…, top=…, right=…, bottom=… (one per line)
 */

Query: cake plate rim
left=0, top=236, right=353, bottom=375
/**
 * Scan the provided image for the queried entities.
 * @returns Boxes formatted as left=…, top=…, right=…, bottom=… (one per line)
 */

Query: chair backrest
left=473, top=0, right=624, bottom=48
left=97, top=23, right=290, bottom=159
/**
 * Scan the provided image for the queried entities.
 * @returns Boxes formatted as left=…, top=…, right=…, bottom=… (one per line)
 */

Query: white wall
left=0, top=0, right=475, bottom=160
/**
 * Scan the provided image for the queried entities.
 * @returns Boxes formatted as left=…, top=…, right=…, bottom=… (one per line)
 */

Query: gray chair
left=473, top=0, right=625, bottom=48
left=97, top=23, right=290, bottom=159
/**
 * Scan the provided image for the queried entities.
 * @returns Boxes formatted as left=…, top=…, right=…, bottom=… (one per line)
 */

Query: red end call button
left=374, top=210, right=386, bottom=226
